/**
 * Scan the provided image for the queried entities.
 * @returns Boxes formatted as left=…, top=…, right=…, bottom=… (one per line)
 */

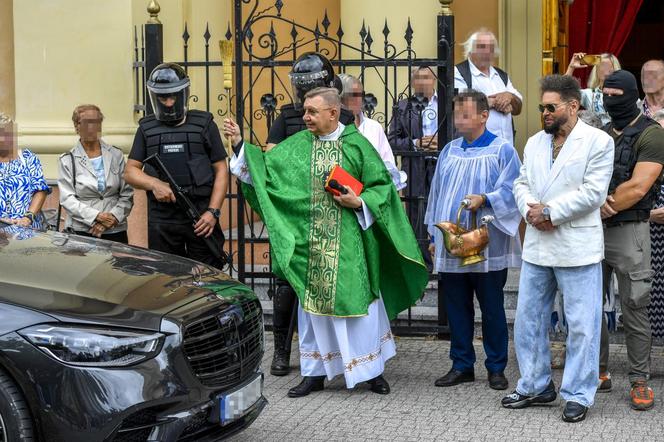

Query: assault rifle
left=143, top=153, right=228, bottom=266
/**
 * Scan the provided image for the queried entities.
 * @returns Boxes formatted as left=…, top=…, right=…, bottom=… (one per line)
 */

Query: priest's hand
left=222, top=118, right=242, bottom=146
left=333, top=186, right=362, bottom=210
left=464, top=194, right=486, bottom=211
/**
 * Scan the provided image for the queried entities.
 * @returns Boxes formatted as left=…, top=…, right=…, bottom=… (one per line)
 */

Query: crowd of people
left=2, top=25, right=664, bottom=425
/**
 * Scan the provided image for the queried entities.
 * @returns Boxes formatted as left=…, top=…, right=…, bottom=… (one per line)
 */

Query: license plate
left=219, top=374, right=263, bottom=425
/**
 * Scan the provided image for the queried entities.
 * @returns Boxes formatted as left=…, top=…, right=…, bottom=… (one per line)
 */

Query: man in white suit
left=502, top=75, right=614, bottom=423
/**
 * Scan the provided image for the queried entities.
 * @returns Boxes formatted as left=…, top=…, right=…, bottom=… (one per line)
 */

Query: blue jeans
left=440, top=270, right=508, bottom=373
left=514, top=261, right=602, bottom=407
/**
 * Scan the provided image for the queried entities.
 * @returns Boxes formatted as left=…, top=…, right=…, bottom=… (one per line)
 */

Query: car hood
left=0, top=225, right=255, bottom=331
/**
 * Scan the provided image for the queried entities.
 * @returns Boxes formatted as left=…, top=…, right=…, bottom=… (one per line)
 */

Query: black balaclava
left=603, top=70, right=640, bottom=130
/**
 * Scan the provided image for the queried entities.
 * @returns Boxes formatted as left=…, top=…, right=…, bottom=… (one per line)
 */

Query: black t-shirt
left=129, top=115, right=227, bottom=224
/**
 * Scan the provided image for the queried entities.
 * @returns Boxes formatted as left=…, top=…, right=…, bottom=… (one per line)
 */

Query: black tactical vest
left=139, top=110, right=214, bottom=198
left=279, top=104, right=356, bottom=139
left=605, top=115, right=660, bottom=224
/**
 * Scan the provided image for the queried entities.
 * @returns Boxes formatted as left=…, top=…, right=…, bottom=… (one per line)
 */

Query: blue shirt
left=89, top=155, right=106, bottom=192
left=422, top=92, right=438, bottom=137
left=0, top=149, right=51, bottom=229
left=460, top=129, right=498, bottom=149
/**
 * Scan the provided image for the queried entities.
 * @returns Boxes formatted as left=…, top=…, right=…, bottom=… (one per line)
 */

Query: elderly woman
left=0, top=113, right=50, bottom=229
left=338, top=73, right=406, bottom=190
left=565, top=52, right=621, bottom=125
left=58, top=104, right=133, bottom=243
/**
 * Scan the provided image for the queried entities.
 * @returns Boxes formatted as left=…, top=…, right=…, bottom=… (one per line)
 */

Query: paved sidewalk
left=231, top=334, right=664, bottom=441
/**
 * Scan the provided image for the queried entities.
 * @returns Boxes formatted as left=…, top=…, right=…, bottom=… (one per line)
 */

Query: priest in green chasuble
left=224, top=87, right=428, bottom=397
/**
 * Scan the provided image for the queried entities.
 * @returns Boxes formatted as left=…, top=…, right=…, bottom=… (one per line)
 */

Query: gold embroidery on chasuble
left=304, top=138, right=343, bottom=315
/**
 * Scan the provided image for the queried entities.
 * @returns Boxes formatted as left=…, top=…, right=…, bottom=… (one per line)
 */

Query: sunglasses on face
left=538, top=102, right=567, bottom=113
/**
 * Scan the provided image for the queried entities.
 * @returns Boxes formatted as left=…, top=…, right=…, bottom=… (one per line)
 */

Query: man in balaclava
left=598, top=69, right=664, bottom=411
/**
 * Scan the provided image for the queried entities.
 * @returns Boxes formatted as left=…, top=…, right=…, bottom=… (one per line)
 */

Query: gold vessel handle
left=455, top=199, right=477, bottom=231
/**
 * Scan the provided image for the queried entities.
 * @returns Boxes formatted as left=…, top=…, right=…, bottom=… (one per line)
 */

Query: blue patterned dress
left=650, top=185, right=664, bottom=338
left=0, top=149, right=51, bottom=229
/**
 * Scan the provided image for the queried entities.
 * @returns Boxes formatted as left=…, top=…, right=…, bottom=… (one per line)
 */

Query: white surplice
left=229, top=123, right=397, bottom=388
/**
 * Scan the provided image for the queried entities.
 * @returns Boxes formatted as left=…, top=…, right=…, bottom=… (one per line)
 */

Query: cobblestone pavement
left=231, top=334, right=664, bottom=441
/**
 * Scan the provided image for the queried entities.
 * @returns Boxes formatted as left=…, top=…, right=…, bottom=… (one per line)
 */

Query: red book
left=324, top=164, right=364, bottom=196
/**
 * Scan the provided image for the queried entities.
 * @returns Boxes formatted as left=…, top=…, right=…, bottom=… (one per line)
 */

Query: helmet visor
left=148, top=88, right=189, bottom=123
left=289, top=71, right=329, bottom=105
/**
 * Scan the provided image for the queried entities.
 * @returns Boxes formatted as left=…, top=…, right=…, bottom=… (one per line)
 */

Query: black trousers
left=74, top=230, right=128, bottom=244
left=273, top=278, right=297, bottom=332
left=148, top=222, right=226, bottom=270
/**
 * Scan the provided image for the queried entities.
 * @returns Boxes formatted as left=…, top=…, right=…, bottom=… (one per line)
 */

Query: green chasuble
left=240, top=124, right=428, bottom=319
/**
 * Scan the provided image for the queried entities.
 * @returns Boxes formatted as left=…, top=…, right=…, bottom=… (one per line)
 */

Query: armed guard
left=259, top=52, right=354, bottom=376
left=599, top=69, right=664, bottom=411
left=124, top=63, right=229, bottom=269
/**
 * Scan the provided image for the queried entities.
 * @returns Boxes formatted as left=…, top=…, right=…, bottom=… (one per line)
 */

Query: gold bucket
left=434, top=200, right=491, bottom=266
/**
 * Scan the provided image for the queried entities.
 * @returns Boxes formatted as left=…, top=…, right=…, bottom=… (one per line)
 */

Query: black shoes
left=288, top=375, right=390, bottom=397
left=270, top=330, right=291, bottom=376
left=434, top=369, right=475, bottom=387
left=488, top=372, right=509, bottom=390
left=435, top=369, right=507, bottom=390
left=287, top=376, right=325, bottom=398
left=367, top=375, right=391, bottom=394
left=501, top=380, right=558, bottom=409
left=562, top=401, right=588, bottom=423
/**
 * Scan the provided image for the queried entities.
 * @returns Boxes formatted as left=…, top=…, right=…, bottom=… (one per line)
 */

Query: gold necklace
left=551, top=139, right=564, bottom=160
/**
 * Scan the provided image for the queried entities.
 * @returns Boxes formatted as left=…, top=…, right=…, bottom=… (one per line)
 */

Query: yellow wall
left=0, top=0, right=15, bottom=118
left=13, top=0, right=136, bottom=178
left=503, top=0, right=543, bottom=151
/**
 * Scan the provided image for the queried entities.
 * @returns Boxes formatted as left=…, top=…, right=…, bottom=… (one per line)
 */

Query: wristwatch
left=207, top=208, right=221, bottom=219
left=542, top=207, right=551, bottom=221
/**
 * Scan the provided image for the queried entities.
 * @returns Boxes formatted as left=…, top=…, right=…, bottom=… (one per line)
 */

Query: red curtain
left=569, top=0, right=643, bottom=87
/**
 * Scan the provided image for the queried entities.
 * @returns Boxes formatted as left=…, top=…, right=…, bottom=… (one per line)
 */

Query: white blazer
left=513, top=119, right=614, bottom=267
left=58, top=141, right=134, bottom=233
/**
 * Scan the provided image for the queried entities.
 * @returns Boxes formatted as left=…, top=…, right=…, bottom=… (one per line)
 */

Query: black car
left=0, top=223, right=266, bottom=441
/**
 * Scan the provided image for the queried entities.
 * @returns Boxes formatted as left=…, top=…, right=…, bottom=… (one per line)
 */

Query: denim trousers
left=514, top=261, right=602, bottom=407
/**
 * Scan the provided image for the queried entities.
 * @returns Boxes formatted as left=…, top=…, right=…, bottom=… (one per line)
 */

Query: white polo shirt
left=454, top=59, right=522, bottom=146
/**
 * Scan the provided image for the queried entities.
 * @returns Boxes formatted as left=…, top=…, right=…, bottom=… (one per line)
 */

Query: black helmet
left=147, top=63, right=190, bottom=124
left=289, top=52, right=336, bottom=106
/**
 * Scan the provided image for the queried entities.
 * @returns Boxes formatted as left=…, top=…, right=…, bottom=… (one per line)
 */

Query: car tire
left=0, top=369, right=34, bottom=441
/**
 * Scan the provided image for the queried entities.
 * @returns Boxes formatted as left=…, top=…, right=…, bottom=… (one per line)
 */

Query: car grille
left=182, top=298, right=263, bottom=388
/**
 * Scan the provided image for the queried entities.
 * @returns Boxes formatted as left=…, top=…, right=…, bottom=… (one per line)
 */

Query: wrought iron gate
left=133, top=0, right=455, bottom=336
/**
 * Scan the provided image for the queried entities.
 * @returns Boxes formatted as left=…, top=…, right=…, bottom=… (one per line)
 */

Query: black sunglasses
left=538, top=103, right=568, bottom=113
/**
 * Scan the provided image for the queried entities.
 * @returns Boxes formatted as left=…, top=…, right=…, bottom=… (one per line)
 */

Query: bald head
left=642, top=59, right=664, bottom=95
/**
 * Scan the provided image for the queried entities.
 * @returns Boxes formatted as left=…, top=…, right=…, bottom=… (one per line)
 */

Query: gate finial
left=439, top=0, right=453, bottom=16
left=147, top=0, right=161, bottom=24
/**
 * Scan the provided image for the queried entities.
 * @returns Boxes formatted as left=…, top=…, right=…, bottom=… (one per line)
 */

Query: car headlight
left=19, top=325, right=164, bottom=367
